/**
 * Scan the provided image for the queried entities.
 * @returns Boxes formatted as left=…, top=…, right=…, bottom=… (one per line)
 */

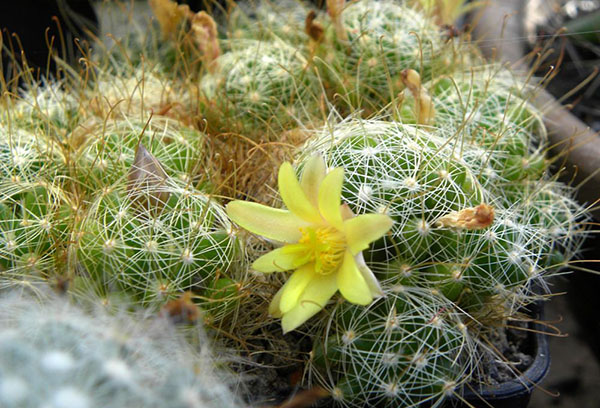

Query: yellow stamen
left=298, top=226, right=346, bottom=275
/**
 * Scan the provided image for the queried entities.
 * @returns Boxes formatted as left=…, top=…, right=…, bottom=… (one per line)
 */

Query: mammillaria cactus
left=201, top=39, right=318, bottom=137
left=76, top=116, right=206, bottom=190
left=298, top=119, right=485, bottom=263
left=0, top=179, right=76, bottom=290
left=0, top=0, right=593, bottom=406
left=310, top=287, right=475, bottom=408
left=320, top=0, right=453, bottom=114
left=77, top=155, right=241, bottom=306
left=294, top=114, right=586, bottom=404
left=227, top=0, right=315, bottom=44
left=0, top=291, right=242, bottom=408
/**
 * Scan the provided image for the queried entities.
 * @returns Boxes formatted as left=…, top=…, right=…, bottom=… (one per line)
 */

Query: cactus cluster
left=0, top=291, right=241, bottom=408
left=0, top=0, right=591, bottom=407
left=0, top=43, right=244, bottom=318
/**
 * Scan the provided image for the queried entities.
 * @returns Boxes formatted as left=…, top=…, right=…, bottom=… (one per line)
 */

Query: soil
left=477, top=321, right=535, bottom=386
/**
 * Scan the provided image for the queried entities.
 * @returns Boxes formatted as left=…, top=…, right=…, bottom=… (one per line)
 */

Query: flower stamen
left=298, top=226, right=346, bottom=275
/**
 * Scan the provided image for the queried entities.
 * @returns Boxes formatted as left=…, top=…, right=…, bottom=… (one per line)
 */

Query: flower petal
left=281, top=273, right=337, bottom=333
left=279, top=264, right=315, bottom=314
left=269, top=286, right=284, bottom=317
left=300, top=154, right=326, bottom=207
left=226, top=201, right=305, bottom=243
left=354, top=252, right=383, bottom=298
left=344, top=213, right=393, bottom=255
left=252, top=244, right=310, bottom=273
left=318, top=167, right=344, bottom=230
left=337, top=251, right=373, bottom=305
left=278, top=162, right=321, bottom=224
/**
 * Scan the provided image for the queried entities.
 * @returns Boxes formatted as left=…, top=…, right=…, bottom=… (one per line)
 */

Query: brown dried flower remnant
left=148, top=0, right=190, bottom=39
left=149, top=0, right=221, bottom=69
left=190, top=11, right=221, bottom=70
left=127, top=144, right=170, bottom=216
left=305, top=10, right=324, bottom=43
left=435, top=203, right=495, bottom=230
left=160, top=291, right=201, bottom=324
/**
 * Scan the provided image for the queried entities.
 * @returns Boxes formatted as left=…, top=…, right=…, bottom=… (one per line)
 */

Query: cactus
left=11, top=80, right=81, bottom=134
left=0, top=291, right=242, bottom=408
left=416, top=69, right=548, bottom=192
left=77, top=172, right=241, bottom=306
left=320, top=0, right=453, bottom=114
left=91, top=67, right=194, bottom=121
left=0, top=179, right=77, bottom=291
left=200, top=39, right=318, bottom=138
left=299, top=119, right=485, bottom=263
left=0, top=0, right=592, bottom=406
left=310, top=286, right=475, bottom=407
left=298, top=117, right=586, bottom=313
left=227, top=0, right=315, bottom=45
left=76, top=116, right=206, bottom=191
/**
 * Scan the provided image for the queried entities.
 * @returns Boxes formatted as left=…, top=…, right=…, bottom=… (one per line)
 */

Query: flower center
left=298, top=226, right=346, bottom=275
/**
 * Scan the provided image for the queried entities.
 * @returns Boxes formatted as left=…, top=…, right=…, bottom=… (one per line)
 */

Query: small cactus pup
left=77, top=145, right=242, bottom=309
left=320, top=0, right=453, bottom=114
left=298, top=118, right=486, bottom=265
left=0, top=290, right=242, bottom=408
left=88, top=63, right=199, bottom=125
left=200, top=39, right=319, bottom=139
left=226, top=154, right=393, bottom=333
left=498, top=180, right=589, bottom=276
left=310, top=286, right=475, bottom=407
left=76, top=116, right=206, bottom=192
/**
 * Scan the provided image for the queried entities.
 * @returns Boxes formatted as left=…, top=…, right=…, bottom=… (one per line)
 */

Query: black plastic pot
left=449, top=302, right=550, bottom=408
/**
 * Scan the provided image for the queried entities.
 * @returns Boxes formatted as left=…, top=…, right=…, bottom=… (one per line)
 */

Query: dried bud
left=435, top=204, right=495, bottom=230
left=160, top=292, right=201, bottom=324
left=305, top=10, right=324, bottom=43
left=127, top=144, right=170, bottom=215
left=149, top=0, right=191, bottom=39
left=190, top=11, right=221, bottom=69
left=400, top=69, right=436, bottom=125
left=400, top=69, right=422, bottom=92
left=327, top=0, right=345, bottom=19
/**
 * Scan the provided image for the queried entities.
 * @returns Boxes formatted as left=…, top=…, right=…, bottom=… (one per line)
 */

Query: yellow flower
left=226, top=155, right=393, bottom=333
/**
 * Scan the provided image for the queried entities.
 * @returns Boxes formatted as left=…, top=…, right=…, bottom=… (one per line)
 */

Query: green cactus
left=310, top=287, right=474, bottom=407
left=201, top=39, right=318, bottom=137
left=298, top=116, right=586, bottom=308
left=0, top=179, right=77, bottom=290
left=0, top=125, right=66, bottom=184
left=11, top=81, right=81, bottom=134
left=321, top=0, right=452, bottom=114
left=77, top=173, right=241, bottom=306
left=91, top=67, right=194, bottom=120
left=299, top=119, right=485, bottom=263
left=76, top=116, right=206, bottom=191
left=424, top=70, right=548, bottom=189
left=227, top=0, right=315, bottom=45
